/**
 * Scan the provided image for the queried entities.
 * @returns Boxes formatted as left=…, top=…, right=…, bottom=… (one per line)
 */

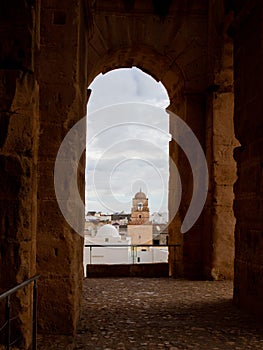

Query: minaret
left=128, top=189, right=153, bottom=245
left=130, top=189, right=150, bottom=225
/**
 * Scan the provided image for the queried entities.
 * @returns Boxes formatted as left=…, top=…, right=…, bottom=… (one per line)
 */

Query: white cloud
left=86, top=67, right=170, bottom=214
left=88, top=67, right=169, bottom=112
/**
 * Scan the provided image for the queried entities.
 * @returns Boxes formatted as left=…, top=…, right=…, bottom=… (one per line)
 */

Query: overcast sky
left=86, top=67, right=170, bottom=214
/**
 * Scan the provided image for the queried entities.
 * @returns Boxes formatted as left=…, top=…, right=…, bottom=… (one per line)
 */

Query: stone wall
left=233, top=0, right=263, bottom=315
left=86, top=263, right=169, bottom=278
left=36, top=0, right=87, bottom=334
left=0, top=1, right=39, bottom=348
left=168, top=0, right=237, bottom=280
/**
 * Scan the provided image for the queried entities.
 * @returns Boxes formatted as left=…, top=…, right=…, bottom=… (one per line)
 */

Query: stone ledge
left=86, top=263, right=169, bottom=278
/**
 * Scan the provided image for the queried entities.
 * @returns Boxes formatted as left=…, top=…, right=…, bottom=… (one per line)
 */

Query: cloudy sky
left=85, top=67, right=170, bottom=214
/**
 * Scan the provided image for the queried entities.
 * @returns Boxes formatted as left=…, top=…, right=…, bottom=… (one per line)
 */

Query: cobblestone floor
left=38, top=278, right=263, bottom=350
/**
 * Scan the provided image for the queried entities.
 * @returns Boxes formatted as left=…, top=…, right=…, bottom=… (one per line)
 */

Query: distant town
left=83, top=190, right=169, bottom=267
left=85, top=190, right=168, bottom=246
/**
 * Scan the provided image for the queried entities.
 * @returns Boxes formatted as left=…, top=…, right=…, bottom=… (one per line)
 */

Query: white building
left=84, top=224, right=132, bottom=267
left=83, top=224, right=168, bottom=272
left=133, top=247, right=168, bottom=264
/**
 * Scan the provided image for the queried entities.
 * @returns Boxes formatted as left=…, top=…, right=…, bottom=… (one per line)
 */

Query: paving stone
left=38, top=278, right=263, bottom=349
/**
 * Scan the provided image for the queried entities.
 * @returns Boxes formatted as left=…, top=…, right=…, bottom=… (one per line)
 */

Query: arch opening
left=84, top=67, right=172, bottom=268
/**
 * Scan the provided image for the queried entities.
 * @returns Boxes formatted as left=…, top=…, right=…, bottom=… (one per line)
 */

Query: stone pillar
left=233, top=0, right=263, bottom=315
left=37, top=0, right=87, bottom=333
left=0, top=1, right=39, bottom=348
left=182, top=93, right=206, bottom=279
left=169, top=92, right=206, bottom=279
left=169, top=82, right=236, bottom=280
left=168, top=88, right=185, bottom=278
left=204, top=90, right=237, bottom=280
left=202, top=1, right=237, bottom=280
left=168, top=138, right=183, bottom=277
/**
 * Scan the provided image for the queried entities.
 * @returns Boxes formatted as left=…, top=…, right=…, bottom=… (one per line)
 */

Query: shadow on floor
left=38, top=278, right=263, bottom=350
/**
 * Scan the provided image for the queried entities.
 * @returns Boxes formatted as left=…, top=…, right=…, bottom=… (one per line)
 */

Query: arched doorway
left=84, top=67, right=171, bottom=268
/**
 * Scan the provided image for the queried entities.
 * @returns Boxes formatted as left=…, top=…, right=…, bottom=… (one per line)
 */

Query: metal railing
left=0, top=275, right=40, bottom=350
left=84, top=244, right=180, bottom=265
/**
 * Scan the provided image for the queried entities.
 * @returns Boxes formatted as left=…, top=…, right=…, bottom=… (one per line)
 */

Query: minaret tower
left=130, top=189, right=150, bottom=225
left=128, top=189, right=153, bottom=245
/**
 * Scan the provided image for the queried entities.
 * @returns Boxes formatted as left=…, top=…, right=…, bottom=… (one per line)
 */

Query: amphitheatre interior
left=0, top=0, right=262, bottom=348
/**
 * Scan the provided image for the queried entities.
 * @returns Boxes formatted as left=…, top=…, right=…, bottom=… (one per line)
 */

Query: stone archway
left=35, top=0, right=239, bottom=333
left=4, top=0, right=236, bottom=336
left=85, top=0, right=237, bottom=281
left=3, top=0, right=258, bottom=343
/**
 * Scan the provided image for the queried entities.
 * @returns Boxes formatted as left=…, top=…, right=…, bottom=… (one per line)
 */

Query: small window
left=139, top=215, right=141, bottom=218
left=138, top=203, right=143, bottom=210
left=105, top=238, right=109, bottom=242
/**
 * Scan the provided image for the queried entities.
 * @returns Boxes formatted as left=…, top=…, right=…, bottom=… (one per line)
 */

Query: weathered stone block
left=37, top=275, right=82, bottom=334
